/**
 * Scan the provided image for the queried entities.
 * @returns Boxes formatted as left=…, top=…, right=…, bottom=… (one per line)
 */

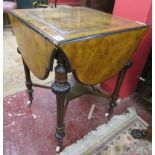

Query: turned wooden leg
left=51, top=60, right=71, bottom=153
left=22, top=58, right=33, bottom=106
left=106, top=60, right=132, bottom=116
left=17, top=48, right=33, bottom=106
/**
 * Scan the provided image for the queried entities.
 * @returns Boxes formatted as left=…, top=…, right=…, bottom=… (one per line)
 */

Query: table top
left=10, top=7, right=147, bottom=45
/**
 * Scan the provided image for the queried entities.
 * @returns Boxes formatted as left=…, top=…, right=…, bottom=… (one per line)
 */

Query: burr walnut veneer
left=9, top=7, right=148, bottom=152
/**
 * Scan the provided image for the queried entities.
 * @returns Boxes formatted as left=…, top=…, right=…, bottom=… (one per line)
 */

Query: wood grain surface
left=9, top=14, right=55, bottom=79
left=61, top=28, right=148, bottom=85
left=9, top=7, right=147, bottom=45
left=9, top=7, right=148, bottom=84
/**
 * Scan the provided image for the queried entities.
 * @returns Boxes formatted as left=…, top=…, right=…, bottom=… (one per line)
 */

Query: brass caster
left=27, top=100, right=32, bottom=106
left=56, top=145, right=61, bottom=153
left=105, top=113, right=109, bottom=117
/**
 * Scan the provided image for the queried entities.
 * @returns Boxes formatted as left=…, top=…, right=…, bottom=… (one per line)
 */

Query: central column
left=51, top=58, right=71, bottom=152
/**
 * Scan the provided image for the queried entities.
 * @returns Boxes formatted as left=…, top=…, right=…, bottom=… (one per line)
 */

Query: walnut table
left=9, top=7, right=148, bottom=152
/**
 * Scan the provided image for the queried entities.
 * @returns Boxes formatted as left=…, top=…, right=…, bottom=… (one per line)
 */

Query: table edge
left=9, top=11, right=149, bottom=46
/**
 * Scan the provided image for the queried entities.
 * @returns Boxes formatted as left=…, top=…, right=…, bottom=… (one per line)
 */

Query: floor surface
left=4, top=88, right=152, bottom=155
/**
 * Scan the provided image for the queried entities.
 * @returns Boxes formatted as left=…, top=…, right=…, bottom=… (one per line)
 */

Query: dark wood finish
left=32, top=83, right=51, bottom=89
left=22, top=57, right=33, bottom=106
left=81, top=0, right=115, bottom=13
left=55, top=0, right=57, bottom=7
left=108, top=60, right=132, bottom=115
left=51, top=56, right=71, bottom=152
left=17, top=48, right=33, bottom=106
left=145, top=125, right=152, bottom=141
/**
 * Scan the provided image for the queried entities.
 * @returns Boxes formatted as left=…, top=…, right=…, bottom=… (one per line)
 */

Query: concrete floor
left=4, top=87, right=152, bottom=155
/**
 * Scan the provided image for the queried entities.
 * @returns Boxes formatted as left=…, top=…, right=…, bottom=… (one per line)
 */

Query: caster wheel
left=56, top=145, right=61, bottom=153
left=27, top=100, right=32, bottom=106
left=105, top=113, right=109, bottom=117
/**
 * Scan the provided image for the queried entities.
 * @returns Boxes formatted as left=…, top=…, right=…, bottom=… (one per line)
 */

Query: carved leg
left=17, top=48, right=33, bottom=106
left=51, top=60, right=70, bottom=153
left=106, top=60, right=132, bottom=116
left=22, top=58, right=33, bottom=106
